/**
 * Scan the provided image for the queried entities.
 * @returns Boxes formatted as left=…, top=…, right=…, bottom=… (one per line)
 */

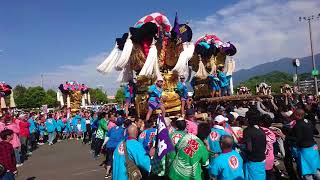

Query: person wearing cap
left=209, top=135, right=244, bottom=180
left=207, top=115, right=230, bottom=157
left=103, top=117, right=125, bottom=178
left=146, top=77, right=165, bottom=122
left=185, top=109, right=198, bottom=135
left=176, top=75, right=188, bottom=115
left=217, top=64, right=231, bottom=96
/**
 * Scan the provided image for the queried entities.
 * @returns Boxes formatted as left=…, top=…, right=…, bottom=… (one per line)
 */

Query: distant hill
left=237, top=71, right=310, bottom=93
left=234, top=53, right=320, bottom=85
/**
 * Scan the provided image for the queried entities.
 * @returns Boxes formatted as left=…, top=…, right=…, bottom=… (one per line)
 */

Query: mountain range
left=233, top=53, right=320, bottom=85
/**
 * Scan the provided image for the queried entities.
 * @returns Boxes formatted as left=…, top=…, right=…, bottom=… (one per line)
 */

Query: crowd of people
left=1, top=88, right=320, bottom=180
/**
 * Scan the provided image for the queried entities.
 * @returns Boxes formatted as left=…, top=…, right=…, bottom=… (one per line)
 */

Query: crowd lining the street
left=1, top=88, right=320, bottom=180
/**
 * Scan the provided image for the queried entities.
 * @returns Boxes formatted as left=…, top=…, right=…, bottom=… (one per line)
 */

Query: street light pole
left=41, top=74, right=44, bottom=88
left=299, top=14, right=320, bottom=95
left=308, top=18, right=318, bottom=96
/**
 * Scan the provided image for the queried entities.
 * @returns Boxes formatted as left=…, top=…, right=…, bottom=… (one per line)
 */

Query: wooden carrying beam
left=199, top=95, right=272, bottom=103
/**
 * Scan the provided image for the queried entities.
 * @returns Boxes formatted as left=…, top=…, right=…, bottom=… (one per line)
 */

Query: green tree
left=237, top=71, right=294, bottom=94
left=45, top=89, right=59, bottom=108
left=89, top=88, right=108, bottom=104
left=24, top=86, right=47, bottom=108
left=114, top=87, right=125, bottom=103
left=13, top=85, right=28, bottom=109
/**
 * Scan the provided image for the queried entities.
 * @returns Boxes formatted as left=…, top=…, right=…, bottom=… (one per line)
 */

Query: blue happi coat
left=218, top=71, right=231, bottom=88
left=38, top=125, right=46, bottom=136
left=296, top=144, right=320, bottom=176
left=28, top=117, right=37, bottom=133
left=63, top=118, right=72, bottom=133
left=148, top=84, right=162, bottom=103
left=209, top=150, right=244, bottom=180
left=176, top=81, right=188, bottom=99
left=208, top=74, right=220, bottom=91
left=80, top=118, right=87, bottom=132
left=56, top=119, right=65, bottom=132
left=113, top=139, right=151, bottom=180
left=138, top=128, right=156, bottom=152
left=72, top=115, right=81, bottom=132
left=244, top=161, right=266, bottom=180
left=45, top=118, right=56, bottom=133
left=207, top=127, right=230, bottom=154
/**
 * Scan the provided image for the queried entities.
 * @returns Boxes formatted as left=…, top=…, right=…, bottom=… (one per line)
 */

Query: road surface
left=16, top=140, right=106, bottom=180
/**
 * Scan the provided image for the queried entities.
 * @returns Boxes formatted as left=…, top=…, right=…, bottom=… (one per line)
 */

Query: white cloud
left=190, top=0, right=320, bottom=70
left=19, top=0, right=320, bottom=92
left=22, top=52, right=120, bottom=95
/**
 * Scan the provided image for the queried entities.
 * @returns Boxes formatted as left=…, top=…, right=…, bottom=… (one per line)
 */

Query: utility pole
left=41, top=74, right=44, bottom=88
left=299, top=13, right=320, bottom=95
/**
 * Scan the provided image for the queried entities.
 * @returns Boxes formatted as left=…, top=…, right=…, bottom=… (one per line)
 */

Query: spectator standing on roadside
left=19, top=114, right=31, bottom=162
left=0, top=129, right=17, bottom=180
left=4, top=115, right=23, bottom=167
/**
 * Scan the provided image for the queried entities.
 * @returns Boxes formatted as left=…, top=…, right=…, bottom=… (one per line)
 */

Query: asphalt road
left=16, top=140, right=106, bottom=180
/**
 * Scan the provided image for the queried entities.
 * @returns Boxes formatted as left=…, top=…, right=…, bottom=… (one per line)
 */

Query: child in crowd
left=56, top=118, right=65, bottom=142
left=62, top=116, right=71, bottom=140
left=37, top=122, right=46, bottom=145
left=76, top=119, right=83, bottom=140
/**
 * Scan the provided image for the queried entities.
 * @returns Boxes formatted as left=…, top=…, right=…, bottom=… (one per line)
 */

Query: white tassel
left=97, top=44, right=122, bottom=74
left=87, top=93, right=91, bottom=105
left=115, top=33, right=133, bottom=71
left=84, top=93, right=87, bottom=100
left=139, top=38, right=158, bottom=76
left=194, top=61, right=209, bottom=79
left=230, top=77, right=234, bottom=95
left=225, top=58, right=235, bottom=76
left=81, top=95, right=85, bottom=107
left=154, top=55, right=163, bottom=80
left=67, top=95, right=71, bottom=108
left=10, top=92, right=16, bottom=108
left=0, top=96, right=6, bottom=109
left=56, top=91, right=60, bottom=102
left=117, top=62, right=133, bottom=82
left=60, top=93, right=64, bottom=107
left=172, top=42, right=195, bottom=78
left=117, top=69, right=124, bottom=82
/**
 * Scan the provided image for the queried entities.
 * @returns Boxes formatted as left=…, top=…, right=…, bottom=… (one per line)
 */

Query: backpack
left=124, top=141, right=142, bottom=180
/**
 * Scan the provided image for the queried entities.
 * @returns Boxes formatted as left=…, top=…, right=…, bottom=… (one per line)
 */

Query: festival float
left=0, top=82, right=15, bottom=110
left=237, top=86, right=251, bottom=95
left=57, top=81, right=91, bottom=112
left=97, top=12, right=237, bottom=117
left=256, top=82, right=272, bottom=96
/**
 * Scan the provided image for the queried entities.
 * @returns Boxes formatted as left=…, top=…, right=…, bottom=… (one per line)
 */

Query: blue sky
left=1, top=0, right=320, bottom=95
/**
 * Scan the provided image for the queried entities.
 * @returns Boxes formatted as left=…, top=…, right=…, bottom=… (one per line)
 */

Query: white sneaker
left=16, top=163, right=23, bottom=167
left=27, top=152, right=32, bottom=155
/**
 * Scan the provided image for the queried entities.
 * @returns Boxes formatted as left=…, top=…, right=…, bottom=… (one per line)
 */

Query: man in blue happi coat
left=113, top=125, right=154, bottom=180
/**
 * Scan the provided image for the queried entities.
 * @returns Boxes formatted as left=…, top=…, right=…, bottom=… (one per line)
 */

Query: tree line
left=6, top=85, right=110, bottom=109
